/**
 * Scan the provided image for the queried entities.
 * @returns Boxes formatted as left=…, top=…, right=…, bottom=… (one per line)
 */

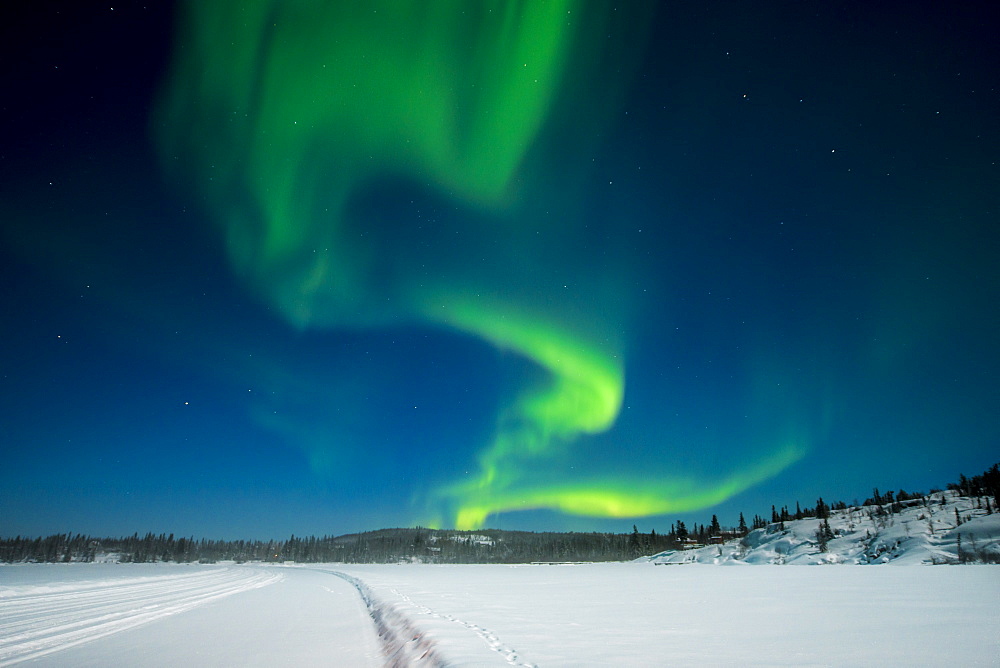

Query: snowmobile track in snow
left=323, top=569, right=534, bottom=667
left=0, top=567, right=281, bottom=666
left=323, top=570, right=447, bottom=667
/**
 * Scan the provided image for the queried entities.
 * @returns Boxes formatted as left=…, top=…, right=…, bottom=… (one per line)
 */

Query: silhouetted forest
left=3, top=463, right=996, bottom=564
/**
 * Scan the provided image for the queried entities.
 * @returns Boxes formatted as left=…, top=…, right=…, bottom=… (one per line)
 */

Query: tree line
left=0, top=529, right=667, bottom=565
left=3, top=462, right=996, bottom=564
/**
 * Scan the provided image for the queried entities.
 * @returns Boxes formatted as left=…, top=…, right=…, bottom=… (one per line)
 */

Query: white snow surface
left=0, top=564, right=379, bottom=667
left=1, top=494, right=998, bottom=666
left=331, top=563, right=999, bottom=667
left=1, top=561, right=997, bottom=666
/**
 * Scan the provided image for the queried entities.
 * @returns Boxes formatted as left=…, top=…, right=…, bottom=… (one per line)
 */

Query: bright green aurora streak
left=154, top=0, right=802, bottom=529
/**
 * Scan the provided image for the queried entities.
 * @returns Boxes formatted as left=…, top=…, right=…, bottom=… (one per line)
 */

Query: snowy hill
left=647, top=491, right=1000, bottom=565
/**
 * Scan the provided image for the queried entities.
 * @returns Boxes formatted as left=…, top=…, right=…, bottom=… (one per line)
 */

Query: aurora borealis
left=1, top=1, right=997, bottom=538
left=152, top=0, right=654, bottom=529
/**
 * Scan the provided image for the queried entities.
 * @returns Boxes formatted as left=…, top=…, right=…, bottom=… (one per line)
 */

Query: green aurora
left=154, top=0, right=805, bottom=529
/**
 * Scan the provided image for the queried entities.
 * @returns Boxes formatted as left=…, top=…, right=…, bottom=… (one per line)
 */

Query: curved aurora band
left=154, top=0, right=804, bottom=529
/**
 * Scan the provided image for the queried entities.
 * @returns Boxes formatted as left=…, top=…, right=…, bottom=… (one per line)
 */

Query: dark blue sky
left=2, top=1, right=997, bottom=539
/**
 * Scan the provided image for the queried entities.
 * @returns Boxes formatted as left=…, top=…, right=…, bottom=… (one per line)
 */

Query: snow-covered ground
left=650, top=491, right=1000, bottom=566
left=2, top=494, right=998, bottom=665
left=2, top=561, right=998, bottom=666
left=333, top=563, right=1000, bottom=666
left=0, top=564, right=380, bottom=666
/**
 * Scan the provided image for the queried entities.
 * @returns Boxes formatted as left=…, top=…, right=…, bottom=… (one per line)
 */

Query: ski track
left=0, top=567, right=281, bottom=666
left=319, top=568, right=533, bottom=668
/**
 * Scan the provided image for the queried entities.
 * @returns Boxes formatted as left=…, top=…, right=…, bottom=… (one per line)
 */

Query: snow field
left=0, top=564, right=281, bottom=665
left=334, top=563, right=1000, bottom=667
left=1, top=561, right=997, bottom=666
left=0, top=564, right=382, bottom=667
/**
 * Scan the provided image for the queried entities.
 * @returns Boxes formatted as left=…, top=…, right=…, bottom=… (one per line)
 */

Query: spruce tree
left=628, top=525, right=641, bottom=557
left=816, top=497, right=829, bottom=520
left=815, top=519, right=834, bottom=552
left=676, top=520, right=688, bottom=540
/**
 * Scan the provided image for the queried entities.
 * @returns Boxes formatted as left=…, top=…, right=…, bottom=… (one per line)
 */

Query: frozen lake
left=2, top=562, right=997, bottom=666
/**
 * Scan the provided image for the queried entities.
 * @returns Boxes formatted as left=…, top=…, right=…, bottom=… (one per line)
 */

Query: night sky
left=2, top=1, right=997, bottom=539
